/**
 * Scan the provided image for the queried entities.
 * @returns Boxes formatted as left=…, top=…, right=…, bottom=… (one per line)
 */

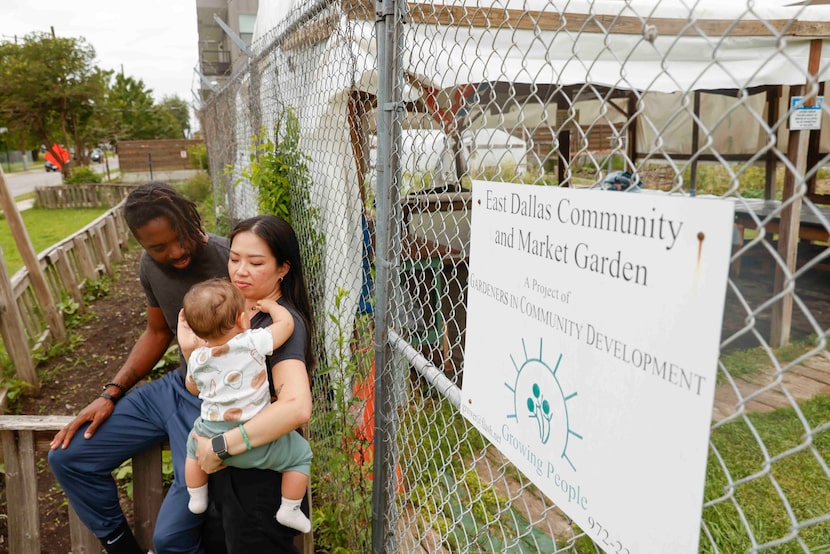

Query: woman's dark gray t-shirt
left=250, top=299, right=308, bottom=395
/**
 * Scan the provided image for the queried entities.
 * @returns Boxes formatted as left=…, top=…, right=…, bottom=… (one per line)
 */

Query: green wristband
left=238, top=424, right=252, bottom=451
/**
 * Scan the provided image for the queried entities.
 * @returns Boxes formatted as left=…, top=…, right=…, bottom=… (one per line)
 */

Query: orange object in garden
left=350, top=360, right=402, bottom=489
left=351, top=362, right=375, bottom=464
left=44, top=144, right=70, bottom=168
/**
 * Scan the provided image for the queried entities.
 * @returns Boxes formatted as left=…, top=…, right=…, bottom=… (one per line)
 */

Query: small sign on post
left=789, top=96, right=823, bottom=130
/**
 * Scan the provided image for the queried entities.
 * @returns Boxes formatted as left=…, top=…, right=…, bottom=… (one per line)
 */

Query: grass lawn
left=0, top=207, right=109, bottom=275
left=396, top=391, right=830, bottom=553
left=702, top=394, right=830, bottom=552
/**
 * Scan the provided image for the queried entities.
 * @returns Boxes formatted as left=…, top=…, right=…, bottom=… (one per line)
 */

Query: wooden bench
left=0, top=415, right=165, bottom=554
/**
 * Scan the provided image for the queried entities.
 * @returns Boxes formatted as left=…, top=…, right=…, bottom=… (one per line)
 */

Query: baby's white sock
left=276, top=497, right=311, bottom=533
left=187, top=485, right=209, bottom=514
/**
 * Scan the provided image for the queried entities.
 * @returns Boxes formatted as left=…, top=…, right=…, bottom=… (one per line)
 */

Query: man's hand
left=50, top=396, right=116, bottom=450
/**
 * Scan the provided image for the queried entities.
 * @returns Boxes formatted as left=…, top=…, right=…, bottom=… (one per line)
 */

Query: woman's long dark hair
left=231, top=215, right=317, bottom=373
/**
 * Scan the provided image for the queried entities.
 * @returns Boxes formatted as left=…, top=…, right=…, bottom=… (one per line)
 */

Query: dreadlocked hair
left=124, top=182, right=204, bottom=245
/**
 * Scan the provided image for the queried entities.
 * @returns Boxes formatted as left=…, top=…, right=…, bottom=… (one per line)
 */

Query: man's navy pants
left=48, top=371, right=211, bottom=553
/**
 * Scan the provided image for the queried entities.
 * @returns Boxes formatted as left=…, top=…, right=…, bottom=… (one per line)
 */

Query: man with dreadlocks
left=49, top=182, right=231, bottom=554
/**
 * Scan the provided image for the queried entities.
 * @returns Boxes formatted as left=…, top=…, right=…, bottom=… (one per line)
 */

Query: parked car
left=90, top=148, right=103, bottom=163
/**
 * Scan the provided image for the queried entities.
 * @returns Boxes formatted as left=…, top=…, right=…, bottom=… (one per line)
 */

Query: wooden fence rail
left=0, top=415, right=165, bottom=554
left=0, top=196, right=132, bottom=387
left=34, top=184, right=137, bottom=209
left=0, top=191, right=142, bottom=551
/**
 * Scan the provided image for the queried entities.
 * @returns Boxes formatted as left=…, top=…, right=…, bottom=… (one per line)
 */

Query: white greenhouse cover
left=257, top=0, right=830, bottom=95
left=247, top=0, right=830, bottom=365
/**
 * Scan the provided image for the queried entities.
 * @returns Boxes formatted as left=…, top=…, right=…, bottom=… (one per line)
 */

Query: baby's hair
left=182, top=278, right=245, bottom=341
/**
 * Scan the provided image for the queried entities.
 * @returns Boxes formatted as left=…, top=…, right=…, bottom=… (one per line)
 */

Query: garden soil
left=1, top=245, right=145, bottom=554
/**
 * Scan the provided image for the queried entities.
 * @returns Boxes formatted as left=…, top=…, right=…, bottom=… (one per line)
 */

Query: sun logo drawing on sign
left=505, top=338, right=582, bottom=471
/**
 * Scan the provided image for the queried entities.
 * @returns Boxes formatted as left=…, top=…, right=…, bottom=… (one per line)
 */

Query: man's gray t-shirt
left=138, top=234, right=230, bottom=376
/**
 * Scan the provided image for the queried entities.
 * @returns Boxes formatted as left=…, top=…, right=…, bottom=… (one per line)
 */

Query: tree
left=158, top=95, right=192, bottom=139
left=102, top=73, right=155, bottom=141
left=102, top=75, right=191, bottom=141
left=0, top=32, right=105, bottom=176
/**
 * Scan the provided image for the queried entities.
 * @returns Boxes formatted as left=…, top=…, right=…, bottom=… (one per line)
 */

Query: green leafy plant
left=149, top=344, right=181, bottom=381
left=65, top=166, right=102, bottom=184
left=311, top=288, right=373, bottom=552
left=187, top=143, right=209, bottom=171
left=175, top=172, right=212, bottom=204
left=56, top=292, right=83, bottom=327
left=114, top=450, right=174, bottom=498
left=82, top=275, right=111, bottom=302
left=175, top=173, right=229, bottom=237
left=0, top=375, right=34, bottom=413
left=238, top=107, right=327, bottom=364
left=56, top=293, right=80, bottom=315
left=237, top=135, right=291, bottom=223
left=236, top=108, right=312, bottom=224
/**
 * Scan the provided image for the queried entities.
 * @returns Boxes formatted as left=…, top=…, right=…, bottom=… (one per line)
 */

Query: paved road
left=3, top=168, right=62, bottom=197
left=2, top=157, right=120, bottom=198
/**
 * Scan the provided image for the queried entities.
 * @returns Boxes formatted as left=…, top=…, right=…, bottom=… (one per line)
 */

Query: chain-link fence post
left=371, top=0, right=405, bottom=551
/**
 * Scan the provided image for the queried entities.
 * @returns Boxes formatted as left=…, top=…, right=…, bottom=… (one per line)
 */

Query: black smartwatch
left=211, top=434, right=231, bottom=460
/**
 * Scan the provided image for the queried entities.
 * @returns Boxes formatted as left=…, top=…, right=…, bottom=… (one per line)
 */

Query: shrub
left=175, top=172, right=212, bottom=204
left=175, top=173, right=229, bottom=236
left=188, top=143, right=209, bottom=171
left=65, top=166, right=102, bottom=184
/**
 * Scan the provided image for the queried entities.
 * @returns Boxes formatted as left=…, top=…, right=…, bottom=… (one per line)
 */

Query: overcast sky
left=1, top=0, right=201, bottom=108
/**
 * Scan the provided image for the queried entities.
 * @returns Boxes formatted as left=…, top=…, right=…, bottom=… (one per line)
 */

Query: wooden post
left=771, top=39, right=822, bottom=347
left=68, top=509, right=101, bottom=553
left=627, top=93, right=638, bottom=171
left=114, top=205, right=130, bottom=246
left=0, top=168, right=66, bottom=342
left=690, top=91, right=701, bottom=194
left=91, top=225, right=112, bottom=274
left=557, top=97, right=571, bottom=187
left=49, top=247, right=85, bottom=311
left=558, top=129, right=571, bottom=187
left=349, top=91, right=371, bottom=208
left=1, top=429, right=40, bottom=553
left=0, top=245, right=38, bottom=387
left=133, top=444, right=164, bottom=548
left=73, top=235, right=100, bottom=280
left=764, top=87, right=780, bottom=200
left=104, top=216, right=123, bottom=263
left=0, top=416, right=100, bottom=553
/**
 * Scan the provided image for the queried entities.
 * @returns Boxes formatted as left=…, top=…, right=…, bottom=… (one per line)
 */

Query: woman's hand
left=193, top=432, right=226, bottom=474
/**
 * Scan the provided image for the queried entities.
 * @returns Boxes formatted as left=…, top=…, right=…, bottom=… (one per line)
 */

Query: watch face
left=211, top=434, right=226, bottom=455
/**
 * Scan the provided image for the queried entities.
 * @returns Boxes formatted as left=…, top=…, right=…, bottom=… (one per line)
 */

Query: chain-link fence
left=199, top=1, right=830, bottom=551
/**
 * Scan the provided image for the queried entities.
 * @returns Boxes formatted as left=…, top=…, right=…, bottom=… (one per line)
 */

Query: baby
left=179, top=277, right=312, bottom=533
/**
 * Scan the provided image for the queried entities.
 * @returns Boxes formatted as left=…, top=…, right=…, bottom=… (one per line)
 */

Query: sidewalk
left=16, top=198, right=34, bottom=211
left=712, top=350, right=830, bottom=422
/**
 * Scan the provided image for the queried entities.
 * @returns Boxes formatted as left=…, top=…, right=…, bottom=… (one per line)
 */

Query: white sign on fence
left=462, top=181, right=734, bottom=553
left=789, top=96, right=824, bottom=130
